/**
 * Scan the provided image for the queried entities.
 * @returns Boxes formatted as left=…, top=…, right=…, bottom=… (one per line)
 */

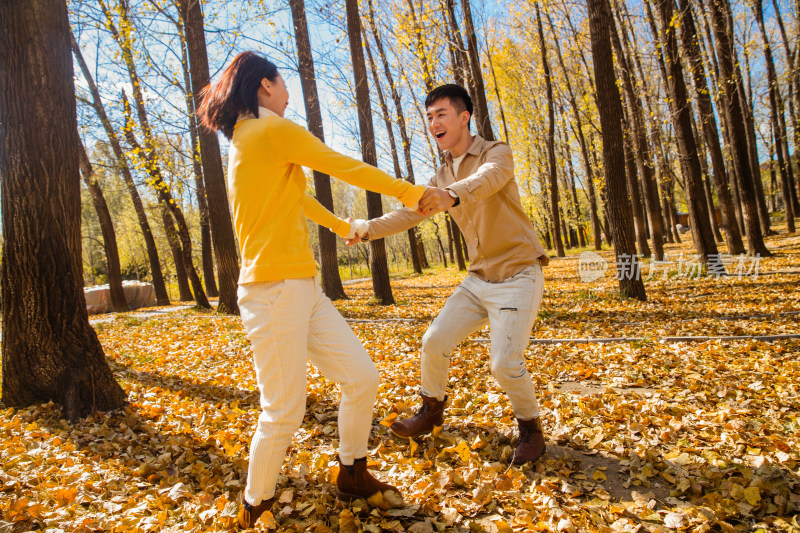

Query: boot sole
left=389, top=424, right=442, bottom=439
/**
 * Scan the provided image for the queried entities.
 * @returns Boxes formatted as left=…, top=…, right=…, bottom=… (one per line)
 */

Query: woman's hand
left=417, top=187, right=456, bottom=216
left=344, top=218, right=369, bottom=246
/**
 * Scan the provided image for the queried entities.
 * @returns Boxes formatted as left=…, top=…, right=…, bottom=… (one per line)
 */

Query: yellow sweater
left=229, top=109, right=425, bottom=283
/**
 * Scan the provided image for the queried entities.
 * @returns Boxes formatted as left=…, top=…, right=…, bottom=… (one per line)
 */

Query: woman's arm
left=303, top=194, right=351, bottom=238
left=267, top=118, right=425, bottom=208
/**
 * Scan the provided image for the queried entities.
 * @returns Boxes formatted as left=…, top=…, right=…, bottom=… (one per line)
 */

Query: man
left=348, top=84, right=550, bottom=465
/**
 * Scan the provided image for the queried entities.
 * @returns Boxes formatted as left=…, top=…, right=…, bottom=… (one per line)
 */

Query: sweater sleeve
left=303, top=194, right=351, bottom=238
left=268, top=118, right=426, bottom=209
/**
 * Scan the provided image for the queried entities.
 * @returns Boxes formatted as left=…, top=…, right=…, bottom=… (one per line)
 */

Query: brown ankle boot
left=336, top=456, right=403, bottom=509
left=237, top=495, right=274, bottom=529
left=512, top=416, right=546, bottom=465
left=389, top=394, right=447, bottom=438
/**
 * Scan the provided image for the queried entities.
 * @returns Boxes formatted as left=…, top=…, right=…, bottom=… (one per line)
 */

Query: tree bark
left=547, top=10, right=602, bottom=250
left=362, top=25, right=423, bottom=275
left=586, top=0, right=646, bottom=300
left=119, top=87, right=211, bottom=308
left=442, top=0, right=471, bottom=89
left=677, top=0, right=745, bottom=253
left=289, top=0, right=348, bottom=299
left=535, top=3, right=564, bottom=257
left=79, top=144, right=128, bottom=313
left=768, top=0, right=800, bottom=213
left=71, top=31, right=170, bottom=305
left=177, top=0, right=240, bottom=313
left=1, top=0, right=126, bottom=420
left=345, top=0, right=394, bottom=304
left=707, top=0, right=770, bottom=256
left=753, top=0, right=795, bottom=233
left=161, top=205, right=194, bottom=302
left=176, top=16, right=218, bottom=299
left=367, top=0, right=428, bottom=269
left=610, top=2, right=664, bottom=260
left=656, top=0, right=723, bottom=272
left=101, top=0, right=211, bottom=309
left=733, top=9, right=772, bottom=236
left=448, top=214, right=467, bottom=270
left=461, top=0, right=495, bottom=140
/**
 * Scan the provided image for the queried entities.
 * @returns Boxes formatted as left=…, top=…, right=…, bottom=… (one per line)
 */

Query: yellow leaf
left=744, top=486, right=761, bottom=506
left=380, top=413, right=398, bottom=427
left=593, top=469, right=607, bottom=482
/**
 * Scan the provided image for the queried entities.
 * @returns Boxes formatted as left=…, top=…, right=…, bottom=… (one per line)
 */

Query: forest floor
left=1, top=226, right=799, bottom=532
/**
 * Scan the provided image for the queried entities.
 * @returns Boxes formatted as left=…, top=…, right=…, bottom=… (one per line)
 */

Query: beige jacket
left=367, top=135, right=549, bottom=282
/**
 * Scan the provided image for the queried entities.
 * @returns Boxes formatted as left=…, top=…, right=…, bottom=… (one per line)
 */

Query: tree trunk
left=656, top=0, right=723, bottom=272
left=162, top=205, right=194, bottom=302
left=0, top=0, right=126, bottom=420
left=448, top=214, right=467, bottom=270
left=753, top=0, right=795, bottom=233
left=71, top=31, right=170, bottom=305
left=769, top=0, right=800, bottom=213
left=610, top=3, right=664, bottom=260
left=79, top=144, right=128, bottom=313
left=431, top=218, right=448, bottom=267
left=367, top=0, right=428, bottom=270
left=101, top=0, right=210, bottom=308
left=289, top=0, right=348, bottom=299
left=677, top=0, right=745, bottom=253
left=544, top=11, right=602, bottom=251
left=461, top=0, right=495, bottom=140
left=485, top=42, right=510, bottom=142
left=176, top=16, right=218, bottom=299
left=563, top=129, right=587, bottom=248
left=363, top=27, right=423, bottom=274
left=118, top=87, right=212, bottom=308
left=707, top=0, right=770, bottom=256
left=442, top=0, right=471, bottom=89
left=345, top=0, right=394, bottom=304
left=736, top=29, right=774, bottom=237
left=622, top=116, right=652, bottom=257
left=586, top=0, right=646, bottom=300
left=535, top=4, right=564, bottom=257
left=177, top=0, right=240, bottom=313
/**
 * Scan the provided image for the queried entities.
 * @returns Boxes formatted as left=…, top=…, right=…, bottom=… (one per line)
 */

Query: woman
left=198, top=51, right=424, bottom=528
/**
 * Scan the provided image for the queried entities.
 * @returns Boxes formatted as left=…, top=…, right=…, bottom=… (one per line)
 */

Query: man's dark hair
left=425, top=84, right=473, bottom=119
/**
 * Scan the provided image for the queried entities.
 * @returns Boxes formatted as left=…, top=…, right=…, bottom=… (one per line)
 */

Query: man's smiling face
left=426, top=97, right=470, bottom=151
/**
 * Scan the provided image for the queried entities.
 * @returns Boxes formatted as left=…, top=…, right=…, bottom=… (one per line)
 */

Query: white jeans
left=421, top=263, right=544, bottom=420
left=238, top=278, right=379, bottom=506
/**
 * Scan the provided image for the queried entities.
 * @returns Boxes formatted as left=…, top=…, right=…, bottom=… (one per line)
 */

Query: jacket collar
left=445, top=134, right=485, bottom=164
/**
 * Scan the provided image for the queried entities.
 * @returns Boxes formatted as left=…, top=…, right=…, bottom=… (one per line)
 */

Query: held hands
left=417, top=186, right=456, bottom=216
left=344, top=218, right=369, bottom=246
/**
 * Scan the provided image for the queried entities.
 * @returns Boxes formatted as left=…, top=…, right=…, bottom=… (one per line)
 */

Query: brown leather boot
left=512, top=416, right=546, bottom=465
left=336, top=456, right=403, bottom=509
left=237, top=495, right=274, bottom=529
left=389, top=394, right=447, bottom=438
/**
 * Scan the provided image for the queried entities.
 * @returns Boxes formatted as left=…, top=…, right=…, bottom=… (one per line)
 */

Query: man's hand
left=417, top=186, right=455, bottom=216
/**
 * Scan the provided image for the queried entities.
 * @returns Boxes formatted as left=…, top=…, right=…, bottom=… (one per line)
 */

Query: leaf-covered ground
left=1, top=230, right=799, bottom=532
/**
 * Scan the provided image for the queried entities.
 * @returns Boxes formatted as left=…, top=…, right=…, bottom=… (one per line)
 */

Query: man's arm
left=364, top=207, right=429, bottom=241
left=445, top=143, right=514, bottom=204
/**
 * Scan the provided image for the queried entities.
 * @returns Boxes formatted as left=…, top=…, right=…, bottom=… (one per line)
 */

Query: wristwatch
left=446, top=188, right=460, bottom=207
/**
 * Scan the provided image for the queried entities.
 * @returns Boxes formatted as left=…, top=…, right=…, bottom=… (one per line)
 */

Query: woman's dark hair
left=197, top=51, right=279, bottom=140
